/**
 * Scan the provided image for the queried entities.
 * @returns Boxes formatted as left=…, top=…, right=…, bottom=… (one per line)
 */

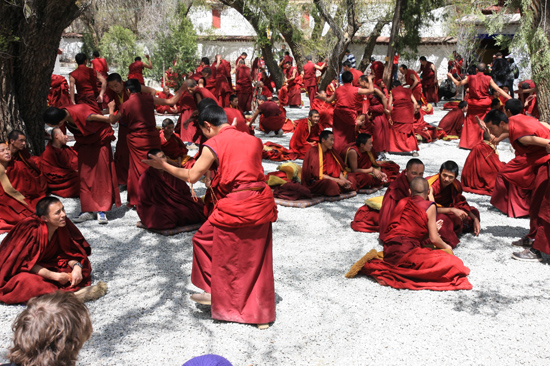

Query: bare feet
left=190, top=292, right=211, bottom=306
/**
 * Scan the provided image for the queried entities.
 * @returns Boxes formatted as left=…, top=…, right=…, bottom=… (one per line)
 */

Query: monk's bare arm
left=447, top=73, right=468, bottom=87
left=97, top=73, right=107, bottom=101
left=492, top=132, right=509, bottom=144
left=0, top=167, right=27, bottom=205
left=69, top=75, right=76, bottom=105
left=144, top=55, right=153, bottom=69
left=31, top=264, right=70, bottom=285
left=427, top=205, right=452, bottom=250
left=347, top=150, right=370, bottom=174
left=155, top=84, right=186, bottom=106
left=141, top=85, right=158, bottom=96
left=317, top=90, right=336, bottom=104
left=358, top=76, right=375, bottom=95
left=411, top=74, right=420, bottom=90
left=143, top=146, right=216, bottom=184
left=489, top=79, right=512, bottom=99
left=517, top=135, right=550, bottom=148
left=410, top=93, right=419, bottom=111
left=436, top=206, right=468, bottom=220
left=468, top=211, right=481, bottom=236
left=249, top=110, right=261, bottom=126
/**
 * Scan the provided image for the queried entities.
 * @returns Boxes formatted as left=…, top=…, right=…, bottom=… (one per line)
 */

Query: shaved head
left=410, top=177, right=429, bottom=197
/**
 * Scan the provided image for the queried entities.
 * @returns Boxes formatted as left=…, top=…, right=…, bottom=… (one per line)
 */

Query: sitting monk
left=342, top=133, right=401, bottom=189
left=159, top=118, right=193, bottom=167
left=7, top=130, right=48, bottom=196
left=351, top=158, right=424, bottom=235
left=0, top=196, right=107, bottom=304
left=224, top=95, right=249, bottom=134
left=249, top=95, right=285, bottom=136
left=155, top=85, right=178, bottom=114
left=40, top=127, right=80, bottom=198
left=427, top=160, right=481, bottom=242
left=289, top=109, right=321, bottom=159
left=0, top=142, right=34, bottom=233
left=351, top=177, right=472, bottom=291
left=438, top=101, right=467, bottom=137
left=302, top=130, right=357, bottom=196
left=136, top=149, right=206, bottom=230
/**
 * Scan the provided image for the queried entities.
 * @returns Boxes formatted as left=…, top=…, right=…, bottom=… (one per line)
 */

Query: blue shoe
left=97, top=212, right=108, bottom=224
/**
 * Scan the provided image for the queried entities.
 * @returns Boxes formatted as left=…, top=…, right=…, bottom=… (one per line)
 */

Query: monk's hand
left=450, top=208, right=468, bottom=220
left=380, top=172, right=388, bottom=183
left=70, top=265, right=83, bottom=287
left=473, top=218, right=481, bottom=236
left=546, top=142, right=550, bottom=154
left=231, top=117, right=238, bottom=126
left=96, top=94, right=104, bottom=103
left=388, top=118, right=393, bottom=126
left=316, top=91, right=327, bottom=101
left=142, top=154, right=165, bottom=170
left=108, top=100, right=116, bottom=112
left=436, top=219, right=444, bottom=231
left=55, top=272, right=71, bottom=286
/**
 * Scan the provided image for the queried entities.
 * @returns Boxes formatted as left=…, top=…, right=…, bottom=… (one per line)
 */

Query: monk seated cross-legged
left=289, top=109, right=321, bottom=159
left=160, top=118, right=194, bottom=168
left=302, top=130, right=357, bottom=197
left=0, top=143, right=35, bottom=233
left=137, top=149, right=206, bottom=230
left=0, top=196, right=107, bottom=304
left=353, top=177, right=473, bottom=291
left=427, top=161, right=481, bottom=245
left=40, top=127, right=80, bottom=198
left=224, top=94, right=249, bottom=134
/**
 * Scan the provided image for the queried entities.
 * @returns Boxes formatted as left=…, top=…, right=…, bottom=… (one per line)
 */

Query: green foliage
left=146, top=4, right=198, bottom=85
left=80, top=33, right=95, bottom=60
left=99, top=25, right=142, bottom=74
left=0, top=28, right=19, bottom=54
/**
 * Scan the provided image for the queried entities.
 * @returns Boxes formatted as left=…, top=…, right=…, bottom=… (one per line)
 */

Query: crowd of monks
left=0, top=48, right=548, bottom=330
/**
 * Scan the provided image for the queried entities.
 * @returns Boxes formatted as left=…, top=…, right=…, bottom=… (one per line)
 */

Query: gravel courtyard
left=1, top=92, right=549, bottom=366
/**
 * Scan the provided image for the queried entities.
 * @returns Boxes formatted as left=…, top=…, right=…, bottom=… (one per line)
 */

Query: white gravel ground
left=1, top=90, right=550, bottom=366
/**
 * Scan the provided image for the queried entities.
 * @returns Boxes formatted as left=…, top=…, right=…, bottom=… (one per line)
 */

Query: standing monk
left=447, top=63, right=510, bottom=150
left=388, top=81, right=419, bottom=156
left=143, top=105, right=277, bottom=328
left=316, top=71, right=374, bottom=155
left=90, top=50, right=109, bottom=79
left=40, top=128, right=80, bottom=198
left=303, top=55, right=323, bottom=106
left=213, top=54, right=232, bottom=107
left=398, top=64, right=423, bottom=103
left=418, top=56, right=438, bottom=105
left=108, top=79, right=184, bottom=208
left=235, top=59, right=253, bottom=113
left=342, top=61, right=364, bottom=87
left=283, top=61, right=302, bottom=107
left=69, top=53, right=106, bottom=107
left=370, top=57, right=385, bottom=85
left=43, top=103, right=121, bottom=224
left=128, top=55, right=153, bottom=85
left=485, top=100, right=550, bottom=262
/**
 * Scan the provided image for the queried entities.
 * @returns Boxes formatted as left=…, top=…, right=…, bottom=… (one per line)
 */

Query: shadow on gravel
left=451, top=289, right=550, bottom=316
left=483, top=225, right=528, bottom=239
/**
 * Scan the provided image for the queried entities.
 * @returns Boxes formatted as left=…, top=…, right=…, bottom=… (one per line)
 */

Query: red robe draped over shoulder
left=368, top=93, right=390, bottom=152
left=460, top=72, right=492, bottom=149
left=333, top=84, right=359, bottom=154
left=48, top=75, right=71, bottom=108
left=289, top=118, right=320, bottom=159
left=155, top=91, right=174, bottom=114
left=191, top=126, right=277, bottom=324
left=302, top=145, right=356, bottom=196
left=69, top=65, right=99, bottom=106
left=137, top=168, right=206, bottom=230
left=420, top=62, right=438, bottom=103
left=0, top=216, right=92, bottom=304
left=39, top=142, right=80, bottom=198
left=0, top=178, right=34, bottom=234
left=224, top=107, right=249, bottom=134
left=6, top=159, right=46, bottom=208
left=389, top=86, right=418, bottom=153
left=128, top=60, right=145, bottom=85
left=438, top=108, right=464, bottom=137
left=64, top=104, right=121, bottom=212
left=160, top=130, right=188, bottom=161
left=462, top=141, right=505, bottom=196
left=236, top=66, right=253, bottom=112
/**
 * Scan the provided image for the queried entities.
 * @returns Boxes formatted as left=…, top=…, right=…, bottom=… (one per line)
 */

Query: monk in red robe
left=316, top=71, right=374, bottom=155
left=128, top=55, right=153, bottom=85
left=448, top=63, right=510, bottom=149
left=342, top=61, right=363, bottom=87
left=356, top=177, right=472, bottom=291
left=0, top=143, right=34, bottom=233
left=0, top=197, right=105, bottom=304
left=351, top=158, right=424, bottom=235
left=388, top=81, right=419, bottom=155
left=106, top=73, right=158, bottom=185
left=438, top=101, right=467, bottom=136
left=69, top=53, right=106, bottom=107
left=201, top=66, right=218, bottom=96
left=367, top=86, right=390, bottom=153
left=213, top=54, right=232, bottom=107
left=342, top=133, right=400, bottom=189
left=43, top=102, right=121, bottom=224
left=137, top=149, right=205, bottom=230
left=178, top=79, right=220, bottom=144
left=427, top=161, right=481, bottom=245
left=485, top=101, right=550, bottom=262
left=108, top=79, right=184, bottom=208
left=419, top=57, right=438, bottom=104
left=155, top=86, right=178, bottom=114
left=40, top=128, right=80, bottom=198
left=303, top=55, right=323, bottom=106
left=7, top=130, right=48, bottom=196
left=224, top=96, right=249, bottom=134
left=143, top=105, right=277, bottom=328
left=398, top=65, right=423, bottom=102
left=370, top=58, right=385, bottom=85
left=48, top=74, right=71, bottom=108
left=283, top=61, right=302, bottom=107
left=249, top=95, right=285, bottom=135
left=159, top=119, right=193, bottom=167
left=90, top=50, right=109, bottom=78
left=236, top=59, right=253, bottom=112
left=302, top=130, right=357, bottom=196
left=461, top=116, right=506, bottom=195
left=289, top=109, right=321, bottom=158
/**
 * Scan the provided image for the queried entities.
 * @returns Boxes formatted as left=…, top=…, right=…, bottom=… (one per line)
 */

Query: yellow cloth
left=364, top=195, right=384, bottom=210
left=266, top=175, right=287, bottom=187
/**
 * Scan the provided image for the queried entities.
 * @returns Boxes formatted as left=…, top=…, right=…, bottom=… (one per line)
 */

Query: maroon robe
left=420, top=62, right=438, bottom=103
left=137, top=168, right=206, bottom=230
left=490, top=154, right=532, bottom=218
left=285, top=67, right=302, bottom=106
left=105, top=83, right=131, bottom=185
left=215, top=59, right=232, bottom=107
left=289, top=118, right=320, bottom=159
left=460, top=72, right=492, bottom=149
left=342, top=144, right=400, bottom=187
left=6, top=159, right=46, bottom=208
left=403, top=69, right=423, bottom=102
left=155, top=91, right=174, bottom=114
left=258, top=101, right=285, bottom=133
left=303, top=61, right=317, bottom=106
left=224, top=107, right=248, bottom=134
left=389, top=86, right=418, bottom=153
left=368, top=93, right=390, bottom=152
left=0, top=179, right=34, bottom=234
left=236, top=66, right=253, bottom=112
left=69, top=64, right=99, bottom=106
left=0, top=216, right=92, bottom=304
left=191, top=126, right=277, bottom=324
left=333, top=84, right=359, bottom=154
left=160, top=130, right=188, bottom=161
left=128, top=60, right=145, bottom=85
left=462, top=141, right=505, bottom=196
left=371, top=61, right=384, bottom=84
left=64, top=104, right=121, bottom=212
left=302, top=145, right=357, bottom=196
left=40, top=142, right=80, bottom=198
left=176, top=91, right=198, bottom=143
left=438, top=108, right=464, bottom=137
left=48, top=75, right=71, bottom=108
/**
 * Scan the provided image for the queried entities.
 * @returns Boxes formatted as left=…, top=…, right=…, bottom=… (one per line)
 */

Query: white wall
left=58, top=37, right=83, bottom=62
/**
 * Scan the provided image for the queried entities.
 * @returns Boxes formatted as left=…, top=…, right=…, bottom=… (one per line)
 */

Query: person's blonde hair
left=9, top=291, right=93, bottom=366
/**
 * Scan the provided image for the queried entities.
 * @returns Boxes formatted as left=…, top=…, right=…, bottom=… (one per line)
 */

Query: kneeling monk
left=143, top=105, right=277, bottom=328
left=302, top=130, right=357, bottom=196
left=0, top=197, right=106, bottom=304
left=137, top=149, right=206, bottom=230
left=348, top=177, right=472, bottom=291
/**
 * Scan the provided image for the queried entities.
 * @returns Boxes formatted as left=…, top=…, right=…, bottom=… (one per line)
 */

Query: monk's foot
left=512, top=236, right=534, bottom=247
left=97, top=212, right=108, bottom=224
left=411, top=151, right=419, bottom=157
left=125, top=203, right=136, bottom=210
left=190, top=292, right=211, bottom=306
left=276, top=129, right=284, bottom=137
left=512, top=248, right=542, bottom=262
left=267, top=131, right=276, bottom=137
left=74, top=281, right=108, bottom=302
left=73, top=212, right=94, bottom=223
left=257, top=323, right=270, bottom=330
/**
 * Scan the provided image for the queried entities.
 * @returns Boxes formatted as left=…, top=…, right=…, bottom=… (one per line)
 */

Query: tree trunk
left=358, top=18, right=389, bottom=72
left=261, top=44, right=285, bottom=89
left=383, top=0, right=403, bottom=89
left=0, top=1, right=83, bottom=154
